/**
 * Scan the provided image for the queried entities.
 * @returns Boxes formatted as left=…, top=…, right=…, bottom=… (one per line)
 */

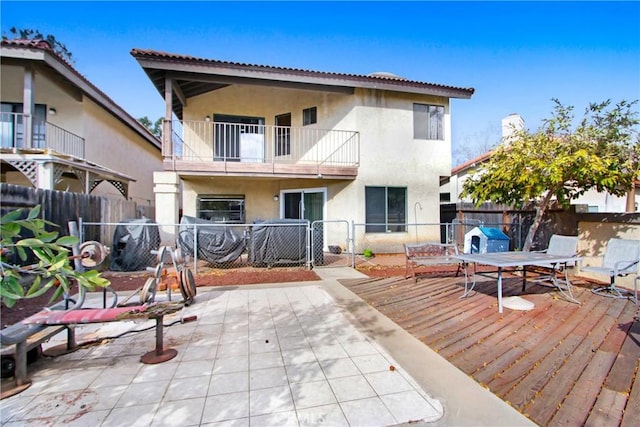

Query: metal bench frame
left=404, top=242, right=465, bottom=282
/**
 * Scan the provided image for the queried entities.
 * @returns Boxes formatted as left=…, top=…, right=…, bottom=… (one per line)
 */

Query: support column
left=154, top=171, right=180, bottom=245
left=37, top=162, right=55, bottom=190
left=22, top=66, right=34, bottom=149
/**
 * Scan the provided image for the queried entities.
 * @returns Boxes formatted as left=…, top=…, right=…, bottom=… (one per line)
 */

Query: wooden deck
left=339, top=271, right=640, bottom=426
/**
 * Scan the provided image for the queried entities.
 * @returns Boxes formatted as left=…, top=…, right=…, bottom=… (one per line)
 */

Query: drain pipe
left=414, top=202, right=423, bottom=243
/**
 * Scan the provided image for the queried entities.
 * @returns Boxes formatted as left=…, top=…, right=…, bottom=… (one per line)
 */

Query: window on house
left=365, top=186, right=407, bottom=233
left=197, top=195, right=246, bottom=223
left=303, top=106, right=317, bottom=126
left=275, top=113, right=291, bottom=156
left=413, top=103, right=444, bottom=140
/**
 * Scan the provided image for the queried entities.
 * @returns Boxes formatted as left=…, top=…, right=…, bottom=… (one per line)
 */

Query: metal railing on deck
left=171, top=120, right=359, bottom=167
left=0, top=112, right=85, bottom=158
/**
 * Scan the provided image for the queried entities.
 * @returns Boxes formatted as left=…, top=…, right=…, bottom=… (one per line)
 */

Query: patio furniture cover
left=177, top=216, right=246, bottom=265
left=110, top=218, right=160, bottom=271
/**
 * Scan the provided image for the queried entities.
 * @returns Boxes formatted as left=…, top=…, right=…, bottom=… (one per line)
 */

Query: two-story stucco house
left=1, top=39, right=162, bottom=214
left=131, top=49, right=474, bottom=249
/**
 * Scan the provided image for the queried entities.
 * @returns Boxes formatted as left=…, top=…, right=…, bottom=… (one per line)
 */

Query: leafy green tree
left=0, top=206, right=109, bottom=308
left=2, top=27, right=74, bottom=63
left=138, top=116, right=163, bottom=138
left=462, top=99, right=640, bottom=251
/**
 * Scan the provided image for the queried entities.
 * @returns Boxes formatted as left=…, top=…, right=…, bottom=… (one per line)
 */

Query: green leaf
left=16, top=238, right=45, bottom=248
left=56, top=235, right=79, bottom=247
left=27, top=205, right=41, bottom=220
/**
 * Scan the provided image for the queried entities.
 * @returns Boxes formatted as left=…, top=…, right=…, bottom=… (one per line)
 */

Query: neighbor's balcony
left=0, top=112, right=85, bottom=158
left=164, top=120, right=359, bottom=179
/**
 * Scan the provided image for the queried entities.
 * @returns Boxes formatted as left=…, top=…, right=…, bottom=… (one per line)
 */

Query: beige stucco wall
left=179, top=84, right=453, bottom=251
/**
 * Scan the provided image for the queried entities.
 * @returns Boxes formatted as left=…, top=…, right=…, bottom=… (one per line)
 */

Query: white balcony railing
left=169, top=120, right=359, bottom=168
left=0, top=112, right=85, bottom=158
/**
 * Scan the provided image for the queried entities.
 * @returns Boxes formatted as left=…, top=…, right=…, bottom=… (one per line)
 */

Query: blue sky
left=2, top=1, right=639, bottom=164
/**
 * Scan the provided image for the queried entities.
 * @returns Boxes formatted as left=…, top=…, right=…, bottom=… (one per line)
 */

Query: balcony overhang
left=164, top=159, right=357, bottom=180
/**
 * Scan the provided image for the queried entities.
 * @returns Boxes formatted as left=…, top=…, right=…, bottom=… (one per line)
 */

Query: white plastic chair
left=581, top=238, right=640, bottom=306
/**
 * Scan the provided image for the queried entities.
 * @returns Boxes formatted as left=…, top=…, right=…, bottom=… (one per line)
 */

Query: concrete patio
left=0, top=268, right=531, bottom=426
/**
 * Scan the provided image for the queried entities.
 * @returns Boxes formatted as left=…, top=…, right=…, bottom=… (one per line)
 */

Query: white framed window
left=365, top=186, right=407, bottom=233
left=413, top=103, right=444, bottom=140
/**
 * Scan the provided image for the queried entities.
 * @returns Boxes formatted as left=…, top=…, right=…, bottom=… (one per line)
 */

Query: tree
left=461, top=99, right=640, bottom=251
left=138, top=116, right=163, bottom=139
left=0, top=206, right=109, bottom=308
left=2, top=27, right=74, bottom=63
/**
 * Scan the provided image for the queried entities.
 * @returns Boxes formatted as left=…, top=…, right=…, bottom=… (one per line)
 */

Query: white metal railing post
left=193, top=222, right=199, bottom=274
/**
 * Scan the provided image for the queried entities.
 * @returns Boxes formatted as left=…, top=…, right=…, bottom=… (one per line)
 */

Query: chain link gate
left=311, top=220, right=351, bottom=268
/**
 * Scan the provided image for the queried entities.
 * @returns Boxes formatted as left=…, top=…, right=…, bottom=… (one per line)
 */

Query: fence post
left=193, top=222, right=199, bottom=274
left=351, top=221, right=355, bottom=268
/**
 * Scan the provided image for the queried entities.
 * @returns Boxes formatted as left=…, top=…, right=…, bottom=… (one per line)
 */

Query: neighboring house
left=131, top=49, right=474, bottom=247
left=441, top=113, right=640, bottom=212
left=0, top=39, right=162, bottom=215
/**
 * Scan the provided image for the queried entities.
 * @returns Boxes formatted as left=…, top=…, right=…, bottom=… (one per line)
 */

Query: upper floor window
left=365, top=186, right=407, bottom=233
left=413, top=103, right=444, bottom=140
left=0, top=103, right=47, bottom=148
left=197, top=194, right=246, bottom=223
left=303, top=106, right=317, bottom=126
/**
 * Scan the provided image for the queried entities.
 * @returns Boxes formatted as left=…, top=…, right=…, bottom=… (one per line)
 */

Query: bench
left=404, top=242, right=465, bottom=282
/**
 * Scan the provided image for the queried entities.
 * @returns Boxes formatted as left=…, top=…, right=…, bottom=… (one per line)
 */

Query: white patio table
left=454, top=251, right=583, bottom=313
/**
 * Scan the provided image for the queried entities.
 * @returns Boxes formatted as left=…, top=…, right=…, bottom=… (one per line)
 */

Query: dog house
left=463, top=227, right=510, bottom=254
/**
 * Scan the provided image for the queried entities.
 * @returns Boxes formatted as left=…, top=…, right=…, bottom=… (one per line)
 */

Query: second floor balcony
left=165, top=120, right=360, bottom=179
left=0, top=112, right=85, bottom=158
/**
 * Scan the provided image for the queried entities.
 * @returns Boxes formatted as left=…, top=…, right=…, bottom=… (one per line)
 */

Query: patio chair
left=530, top=234, right=580, bottom=303
left=581, top=238, right=639, bottom=306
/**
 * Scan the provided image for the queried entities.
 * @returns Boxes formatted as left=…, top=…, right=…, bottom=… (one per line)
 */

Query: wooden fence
left=1, top=183, right=146, bottom=244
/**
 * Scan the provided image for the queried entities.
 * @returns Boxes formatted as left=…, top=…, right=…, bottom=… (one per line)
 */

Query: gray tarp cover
left=178, top=216, right=246, bottom=265
left=248, top=219, right=307, bottom=266
left=110, top=218, right=160, bottom=272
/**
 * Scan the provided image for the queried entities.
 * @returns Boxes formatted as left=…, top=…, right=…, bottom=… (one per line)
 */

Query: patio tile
left=201, top=392, right=249, bottom=424
left=248, top=327, right=277, bottom=341
left=250, top=350, right=284, bottom=369
left=216, top=341, right=249, bottom=358
left=311, top=344, right=349, bottom=361
left=213, top=355, right=249, bottom=374
left=181, top=343, right=218, bottom=361
left=63, top=385, right=127, bottom=412
left=90, top=367, right=139, bottom=388
left=220, top=330, right=249, bottom=344
left=150, top=396, right=206, bottom=427
left=328, top=375, right=377, bottom=402
left=44, top=368, right=103, bottom=393
left=249, top=337, right=280, bottom=354
left=22, top=391, right=80, bottom=419
left=318, top=358, right=361, bottom=379
left=101, top=402, right=159, bottom=427
left=351, top=353, right=392, bottom=374
left=164, top=375, right=210, bottom=401
left=282, top=348, right=317, bottom=365
left=55, top=408, right=111, bottom=427
left=290, top=380, right=337, bottom=409
left=305, top=331, right=340, bottom=347
left=339, top=397, right=397, bottom=426
left=279, top=335, right=311, bottom=350
left=297, top=403, right=349, bottom=427
left=249, top=366, right=288, bottom=390
left=250, top=410, right=299, bottom=427
left=364, top=370, right=414, bottom=395
left=115, top=379, right=169, bottom=407
left=380, top=390, right=444, bottom=423
left=133, top=361, right=179, bottom=383
left=285, top=361, right=326, bottom=384
left=209, top=371, right=249, bottom=396
left=201, top=418, right=249, bottom=427
left=341, top=340, right=378, bottom=357
left=173, top=359, right=215, bottom=379
left=275, top=324, right=306, bottom=337
left=249, top=385, right=295, bottom=416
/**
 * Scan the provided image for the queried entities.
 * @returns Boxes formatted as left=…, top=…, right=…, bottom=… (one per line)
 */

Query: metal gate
left=311, top=220, right=351, bottom=268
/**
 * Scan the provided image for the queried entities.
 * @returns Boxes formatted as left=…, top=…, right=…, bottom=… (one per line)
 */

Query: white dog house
left=464, top=227, right=510, bottom=253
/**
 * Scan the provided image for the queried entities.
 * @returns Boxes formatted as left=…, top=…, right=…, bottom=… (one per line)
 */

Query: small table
left=455, top=252, right=582, bottom=313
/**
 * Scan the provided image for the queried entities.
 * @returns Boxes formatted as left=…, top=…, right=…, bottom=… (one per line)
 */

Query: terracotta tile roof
left=130, top=48, right=475, bottom=95
left=451, top=150, right=493, bottom=175
left=1, top=39, right=160, bottom=150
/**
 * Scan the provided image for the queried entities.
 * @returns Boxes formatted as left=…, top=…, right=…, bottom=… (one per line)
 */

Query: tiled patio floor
left=1, top=285, right=443, bottom=426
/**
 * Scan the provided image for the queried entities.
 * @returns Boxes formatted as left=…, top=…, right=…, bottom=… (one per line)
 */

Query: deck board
left=340, top=273, right=640, bottom=426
